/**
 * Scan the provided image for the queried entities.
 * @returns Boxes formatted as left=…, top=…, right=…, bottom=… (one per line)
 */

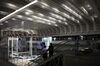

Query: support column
left=30, top=37, right=33, bottom=57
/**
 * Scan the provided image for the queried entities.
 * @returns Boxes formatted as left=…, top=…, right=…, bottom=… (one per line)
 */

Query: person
left=48, top=43, right=54, bottom=57
left=42, top=45, right=48, bottom=61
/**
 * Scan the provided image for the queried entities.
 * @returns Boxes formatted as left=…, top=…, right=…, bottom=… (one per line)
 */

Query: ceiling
left=0, top=0, right=100, bottom=36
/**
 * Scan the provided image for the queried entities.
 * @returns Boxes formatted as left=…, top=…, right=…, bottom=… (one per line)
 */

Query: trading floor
left=0, top=0, right=100, bottom=66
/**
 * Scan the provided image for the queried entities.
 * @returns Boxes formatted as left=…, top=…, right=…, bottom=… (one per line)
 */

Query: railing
left=27, top=53, right=63, bottom=66
left=37, top=53, right=63, bottom=66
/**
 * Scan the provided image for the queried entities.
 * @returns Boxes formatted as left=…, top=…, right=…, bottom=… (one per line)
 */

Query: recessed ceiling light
left=12, top=18, right=16, bottom=20
left=16, top=15, right=23, bottom=18
left=41, top=2, right=49, bottom=8
left=76, top=20, right=80, bottom=23
left=52, top=8, right=60, bottom=13
left=62, top=4, right=82, bottom=19
left=6, top=3, right=18, bottom=9
left=65, top=22, right=68, bottom=25
left=37, top=13, right=44, bottom=17
left=27, top=18, right=33, bottom=21
left=25, top=12, right=30, bottom=15
left=54, top=24, right=58, bottom=26
left=47, top=23, right=51, bottom=25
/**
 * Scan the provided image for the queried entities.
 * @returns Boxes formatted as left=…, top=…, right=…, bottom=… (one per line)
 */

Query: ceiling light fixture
left=40, top=2, right=49, bottom=8
left=50, top=13, right=65, bottom=20
left=6, top=3, right=18, bottom=9
left=52, top=8, right=60, bottom=13
left=16, top=15, right=23, bottom=18
left=62, top=4, right=82, bottom=19
left=64, top=22, right=68, bottom=25
left=37, top=13, right=44, bottom=17
left=80, top=7, right=88, bottom=15
left=12, top=18, right=16, bottom=20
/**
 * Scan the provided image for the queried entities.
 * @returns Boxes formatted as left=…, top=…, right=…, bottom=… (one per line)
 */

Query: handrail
left=36, top=53, right=63, bottom=66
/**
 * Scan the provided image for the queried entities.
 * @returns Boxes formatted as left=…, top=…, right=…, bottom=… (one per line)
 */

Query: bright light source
left=64, top=22, right=68, bottom=25
left=37, top=13, right=44, bottom=17
left=12, top=18, right=16, bottom=20
left=62, top=4, right=82, bottom=19
left=6, top=3, right=18, bottom=9
left=54, top=24, right=58, bottom=26
left=86, top=4, right=92, bottom=10
left=26, top=9, right=33, bottom=13
left=48, top=16, right=56, bottom=21
left=32, top=15, right=41, bottom=19
left=50, top=13, right=65, bottom=20
left=61, top=12, right=70, bottom=18
left=76, top=20, right=80, bottom=23
left=25, top=12, right=30, bottom=15
left=32, top=15, right=56, bottom=23
left=0, top=11, right=8, bottom=15
left=58, top=20, right=62, bottom=23
left=52, top=8, right=60, bottom=13
left=25, top=9, right=34, bottom=15
left=27, top=18, right=33, bottom=21
left=41, top=2, right=49, bottom=8
left=36, top=20, right=45, bottom=23
left=47, top=23, right=51, bottom=25
left=16, top=15, right=23, bottom=18
left=80, top=7, right=88, bottom=15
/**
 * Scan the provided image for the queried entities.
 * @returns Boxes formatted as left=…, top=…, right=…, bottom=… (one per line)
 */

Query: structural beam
left=0, top=0, right=38, bottom=23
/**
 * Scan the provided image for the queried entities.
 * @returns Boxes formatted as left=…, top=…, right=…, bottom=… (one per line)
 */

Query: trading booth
left=7, top=37, right=38, bottom=66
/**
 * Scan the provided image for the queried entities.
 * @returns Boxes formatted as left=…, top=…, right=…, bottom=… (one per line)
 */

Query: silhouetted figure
left=48, top=43, right=54, bottom=57
left=42, top=45, right=48, bottom=60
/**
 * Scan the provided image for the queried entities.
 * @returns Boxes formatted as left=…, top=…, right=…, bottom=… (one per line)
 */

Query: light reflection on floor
left=9, top=55, right=40, bottom=66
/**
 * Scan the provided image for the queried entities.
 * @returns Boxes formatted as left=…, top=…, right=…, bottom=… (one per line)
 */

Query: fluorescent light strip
left=31, top=15, right=56, bottom=23
left=62, top=4, right=82, bottom=19
left=0, top=0, right=38, bottom=22
left=6, top=3, right=19, bottom=10
left=80, top=7, right=88, bottom=15
left=50, top=13, right=66, bottom=20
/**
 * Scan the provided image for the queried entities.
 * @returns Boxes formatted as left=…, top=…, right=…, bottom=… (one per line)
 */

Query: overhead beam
left=0, top=0, right=38, bottom=23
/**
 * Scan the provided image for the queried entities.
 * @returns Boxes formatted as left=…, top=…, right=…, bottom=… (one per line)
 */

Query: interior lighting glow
left=25, top=12, right=31, bottom=15
left=62, top=4, right=82, bottom=19
left=61, top=12, right=70, bottom=18
left=0, top=11, right=8, bottom=15
left=64, top=22, right=68, bottom=25
left=0, top=0, right=38, bottom=22
left=58, top=20, right=62, bottom=23
left=52, top=8, right=60, bottom=13
left=47, top=23, right=51, bottom=25
left=48, top=17, right=56, bottom=21
left=32, top=15, right=56, bottom=23
left=26, top=9, right=33, bottom=13
left=12, top=18, right=16, bottom=20
left=40, top=2, right=49, bottom=8
left=85, top=4, right=92, bottom=10
left=6, top=3, right=18, bottom=9
left=80, top=7, right=88, bottom=15
left=27, top=18, right=33, bottom=21
left=37, top=13, right=44, bottom=17
left=16, top=15, right=23, bottom=18
left=50, top=13, right=65, bottom=20
left=54, top=24, right=58, bottom=26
